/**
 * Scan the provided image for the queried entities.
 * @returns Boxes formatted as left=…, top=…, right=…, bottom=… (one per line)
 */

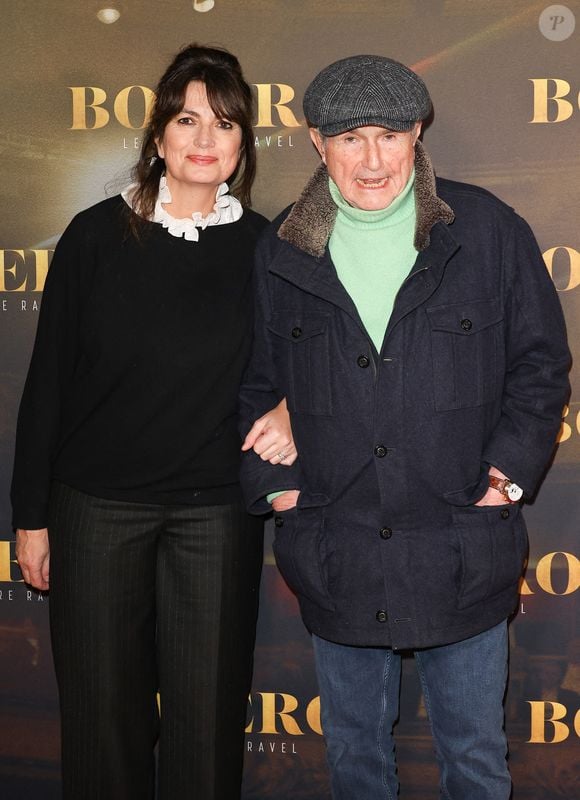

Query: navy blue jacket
left=239, top=142, right=570, bottom=649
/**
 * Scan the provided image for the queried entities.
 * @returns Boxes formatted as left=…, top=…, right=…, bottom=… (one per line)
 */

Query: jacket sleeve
left=482, top=215, right=571, bottom=496
left=239, top=234, right=304, bottom=514
left=10, top=214, right=89, bottom=529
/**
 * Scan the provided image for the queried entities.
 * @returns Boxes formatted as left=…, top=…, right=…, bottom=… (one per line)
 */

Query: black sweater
left=11, top=195, right=268, bottom=529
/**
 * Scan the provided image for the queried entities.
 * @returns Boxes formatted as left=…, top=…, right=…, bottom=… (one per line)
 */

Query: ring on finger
left=277, top=451, right=287, bottom=462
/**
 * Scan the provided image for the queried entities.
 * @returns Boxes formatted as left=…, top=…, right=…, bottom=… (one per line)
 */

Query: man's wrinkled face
left=310, top=122, right=421, bottom=211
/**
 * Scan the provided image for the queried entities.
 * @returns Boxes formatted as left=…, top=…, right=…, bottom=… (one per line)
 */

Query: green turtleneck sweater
left=328, top=172, right=417, bottom=352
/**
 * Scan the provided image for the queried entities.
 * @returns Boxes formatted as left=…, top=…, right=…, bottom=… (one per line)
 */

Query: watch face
left=507, top=483, right=523, bottom=501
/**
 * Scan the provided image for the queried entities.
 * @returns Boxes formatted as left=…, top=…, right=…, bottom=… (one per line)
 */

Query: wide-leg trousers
left=48, top=481, right=263, bottom=800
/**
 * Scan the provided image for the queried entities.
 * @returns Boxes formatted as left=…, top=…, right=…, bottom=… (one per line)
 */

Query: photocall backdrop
left=1, top=2, right=579, bottom=798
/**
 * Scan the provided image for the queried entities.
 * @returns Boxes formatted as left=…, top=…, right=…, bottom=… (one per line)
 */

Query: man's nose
left=361, top=141, right=381, bottom=171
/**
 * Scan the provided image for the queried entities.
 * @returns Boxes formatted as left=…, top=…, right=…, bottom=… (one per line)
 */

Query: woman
left=11, top=44, right=295, bottom=800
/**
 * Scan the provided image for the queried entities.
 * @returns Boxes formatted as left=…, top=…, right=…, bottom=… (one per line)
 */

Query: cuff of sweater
left=267, top=490, right=288, bottom=504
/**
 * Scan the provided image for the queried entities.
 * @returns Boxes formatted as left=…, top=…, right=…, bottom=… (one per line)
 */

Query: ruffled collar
left=122, top=176, right=243, bottom=242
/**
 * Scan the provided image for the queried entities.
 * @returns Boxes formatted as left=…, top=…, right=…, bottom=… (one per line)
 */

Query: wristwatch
left=488, top=476, right=523, bottom=503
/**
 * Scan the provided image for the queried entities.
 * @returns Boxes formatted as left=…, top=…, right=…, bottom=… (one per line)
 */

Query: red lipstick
left=187, top=155, right=218, bottom=165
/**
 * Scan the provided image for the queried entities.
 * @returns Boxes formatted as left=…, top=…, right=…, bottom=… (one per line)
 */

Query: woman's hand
left=15, top=528, right=50, bottom=591
left=242, top=397, right=298, bottom=466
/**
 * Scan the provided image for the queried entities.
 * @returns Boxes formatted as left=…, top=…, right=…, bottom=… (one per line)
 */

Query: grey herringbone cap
left=303, top=55, right=431, bottom=135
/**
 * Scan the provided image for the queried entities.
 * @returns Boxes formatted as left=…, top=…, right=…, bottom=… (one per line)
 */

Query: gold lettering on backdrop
left=0, top=250, right=53, bottom=292
left=69, top=86, right=110, bottom=130
left=557, top=405, right=571, bottom=443
left=535, top=552, right=580, bottom=596
left=253, top=84, right=301, bottom=128
left=246, top=693, right=322, bottom=735
left=30, top=249, right=50, bottom=291
left=305, top=695, right=322, bottom=735
left=529, top=79, right=575, bottom=123
left=70, top=86, right=154, bottom=131
left=70, top=84, right=302, bottom=130
left=0, top=250, right=25, bottom=291
left=543, top=247, right=580, bottom=291
left=113, top=86, right=155, bottom=130
left=257, top=692, right=304, bottom=735
left=557, top=403, right=580, bottom=443
left=520, top=550, right=580, bottom=595
left=0, top=541, right=22, bottom=583
left=526, top=701, right=579, bottom=743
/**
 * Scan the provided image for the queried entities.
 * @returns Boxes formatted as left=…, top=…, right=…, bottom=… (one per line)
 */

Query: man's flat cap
left=303, top=54, right=431, bottom=136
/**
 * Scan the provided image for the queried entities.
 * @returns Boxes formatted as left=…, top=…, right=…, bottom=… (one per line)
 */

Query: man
left=239, top=55, right=570, bottom=799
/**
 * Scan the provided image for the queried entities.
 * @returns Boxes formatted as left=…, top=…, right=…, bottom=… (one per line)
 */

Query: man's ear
left=309, top=128, right=326, bottom=163
left=412, top=121, right=422, bottom=145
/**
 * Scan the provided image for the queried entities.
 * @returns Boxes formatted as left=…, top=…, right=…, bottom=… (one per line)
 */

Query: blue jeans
left=312, top=622, right=510, bottom=800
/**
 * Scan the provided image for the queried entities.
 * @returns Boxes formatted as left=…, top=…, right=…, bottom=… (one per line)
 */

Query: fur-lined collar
left=278, top=139, right=454, bottom=258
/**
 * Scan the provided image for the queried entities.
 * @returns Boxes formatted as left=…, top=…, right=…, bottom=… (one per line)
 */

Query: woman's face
left=156, top=81, right=242, bottom=196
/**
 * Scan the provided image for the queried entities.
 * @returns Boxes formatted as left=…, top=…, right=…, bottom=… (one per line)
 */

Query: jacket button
left=357, top=355, right=370, bottom=368
left=376, top=610, right=388, bottom=623
left=380, top=527, right=392, bottom=539
left=500, top=509, right=510, bottom=520
left=374, top=445, right=387, bottom=458
left=291, top=327, right=302, bottom=339
left=460, top=318, right=473, bottom=331
left=274, top=516, right=284, bottom=527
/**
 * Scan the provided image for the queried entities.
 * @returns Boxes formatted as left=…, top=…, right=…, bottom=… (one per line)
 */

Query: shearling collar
left=278, top=139, right=454, bottom=257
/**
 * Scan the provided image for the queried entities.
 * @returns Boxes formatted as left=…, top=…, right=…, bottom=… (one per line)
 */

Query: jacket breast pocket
left=268, top=310, right=333, bottom=416
left=426, top=298, right=505, bottom=411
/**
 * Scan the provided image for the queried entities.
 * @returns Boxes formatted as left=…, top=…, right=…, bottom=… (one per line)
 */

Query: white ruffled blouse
left=122, top=176, right=243, bottom=242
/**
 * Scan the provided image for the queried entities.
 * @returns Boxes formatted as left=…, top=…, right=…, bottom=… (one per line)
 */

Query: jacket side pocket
left=452, top=504, right=528, bottom=609
left=272, top=504, right=335, bottom=611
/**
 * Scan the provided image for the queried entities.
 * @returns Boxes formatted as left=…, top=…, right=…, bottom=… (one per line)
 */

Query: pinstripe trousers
left=48, top=481, right=263, bottom=800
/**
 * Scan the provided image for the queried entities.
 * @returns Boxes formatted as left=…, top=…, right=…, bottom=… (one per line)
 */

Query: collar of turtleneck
left=328, top=169, right=416, bottom=228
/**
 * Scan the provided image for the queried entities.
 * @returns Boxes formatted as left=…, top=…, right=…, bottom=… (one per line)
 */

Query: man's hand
left=15, top=528, right=50, bottom=591
left=475, top=467, right=513, bottom=507
left=242, top=397, right=298, bottom=466
left=272, top=490, right=300, bottom=512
